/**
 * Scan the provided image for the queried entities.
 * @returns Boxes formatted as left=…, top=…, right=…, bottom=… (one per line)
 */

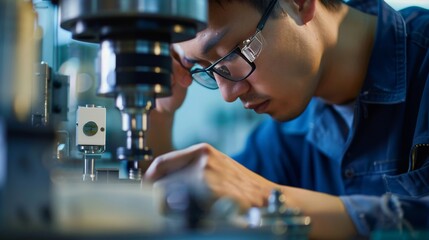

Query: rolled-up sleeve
left=340, top=194, right=429, bottom=237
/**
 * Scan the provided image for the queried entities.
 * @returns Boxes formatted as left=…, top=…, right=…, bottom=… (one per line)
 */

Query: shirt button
left=344, top=168, right=354, bottom=178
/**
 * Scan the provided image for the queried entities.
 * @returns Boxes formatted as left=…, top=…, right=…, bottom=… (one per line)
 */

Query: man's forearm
left=279, top=186, right=358, bottom=239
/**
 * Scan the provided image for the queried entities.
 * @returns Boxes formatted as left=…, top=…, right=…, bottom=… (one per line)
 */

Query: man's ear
left=293, top=0, right=316, bottom=24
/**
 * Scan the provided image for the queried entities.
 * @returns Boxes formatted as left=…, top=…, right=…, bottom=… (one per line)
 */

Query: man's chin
left=269, top=111, right=302, bottom=122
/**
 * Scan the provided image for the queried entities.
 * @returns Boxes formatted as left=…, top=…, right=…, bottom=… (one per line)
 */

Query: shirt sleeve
left=340, top=194, right=429, bottom=237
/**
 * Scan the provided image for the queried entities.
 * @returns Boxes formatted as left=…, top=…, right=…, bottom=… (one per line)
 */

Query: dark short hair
left=211, top=0, right=343, bottom=16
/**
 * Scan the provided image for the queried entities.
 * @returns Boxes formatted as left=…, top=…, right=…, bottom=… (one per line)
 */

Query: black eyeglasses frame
left=189, top=0, right=278, bottom=89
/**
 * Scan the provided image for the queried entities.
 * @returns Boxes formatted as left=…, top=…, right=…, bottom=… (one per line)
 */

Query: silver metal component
left=80, top=146, right=105, bottom=182
left=78, top=145, right=105, bottom=155
left=129, top=168, right=142, bottom=180
left=83, top=156, right=96, bottom=181
left=31, top=62, right=69, bottom=127
left=79, top=145, right=105, bottom=182
left=59, top=0, right=207, bottom=180
left=76, top=105, right=106, bottom=182
left=115, top=89, right=154, bottom=180
left=55, top=130, right=70, bottom=161
left=98, top=40, right=171, bottom=98
left=32, top=62, right=51, bottom=127
left=247, top=189, right=311, bottom=237
left=59, top=0, right=207, bottom=43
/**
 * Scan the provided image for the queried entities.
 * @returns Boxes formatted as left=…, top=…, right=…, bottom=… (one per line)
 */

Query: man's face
left=177, top=1, right=323, bottom=121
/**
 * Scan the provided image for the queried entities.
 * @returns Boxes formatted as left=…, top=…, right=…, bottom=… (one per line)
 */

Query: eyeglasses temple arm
left=256, top=0, right=278, bottom=31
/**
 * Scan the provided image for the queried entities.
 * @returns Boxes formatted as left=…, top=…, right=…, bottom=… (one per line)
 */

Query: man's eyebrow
left=201, top=27, right=230, bottom=55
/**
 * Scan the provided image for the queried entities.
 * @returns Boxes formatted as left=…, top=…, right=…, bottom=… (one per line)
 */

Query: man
left=144, top=0, right=429, bottom=238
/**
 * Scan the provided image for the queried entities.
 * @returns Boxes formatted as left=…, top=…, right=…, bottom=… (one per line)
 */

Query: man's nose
left=215, top=75, right=249, bottom=102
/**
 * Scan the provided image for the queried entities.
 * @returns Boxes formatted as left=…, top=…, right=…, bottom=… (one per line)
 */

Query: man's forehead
left=179, top=25, right=230, bottom=60
left=190, top=1, right=236, bottom=54
left=199, top=27, right=230, bottom=55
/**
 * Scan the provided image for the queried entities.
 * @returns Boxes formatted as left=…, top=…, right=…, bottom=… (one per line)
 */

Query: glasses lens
left=191, top=64, right=219, bottom=89
left=213, top=51, right=253, bottom=81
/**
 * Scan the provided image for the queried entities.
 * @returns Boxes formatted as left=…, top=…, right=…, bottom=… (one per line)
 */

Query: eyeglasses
left=190, top=0, right=278, bottom=89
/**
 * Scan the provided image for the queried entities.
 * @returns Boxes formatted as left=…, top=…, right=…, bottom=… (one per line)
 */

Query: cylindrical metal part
left=83, top=157, right=96, bottom=181
left=78, top=145, right=105, bottom=155
left=59, top=0, right=207, bottom=100
left=59, top=0, right=207, bottom=103
left=120, top=112, right=150, bottom=133
left=99, top=40, right=172, bottom=98
left=247, top=190, right=311, bottom=237
left=32, top=62, right=52, bottom=127
left=79, top=146, right=103, bottom=182
left=59, top=0, right=207, bottom=43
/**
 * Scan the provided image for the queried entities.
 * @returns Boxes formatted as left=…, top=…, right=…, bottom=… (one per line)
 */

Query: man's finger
left=144, top=144, right=209, bottom=181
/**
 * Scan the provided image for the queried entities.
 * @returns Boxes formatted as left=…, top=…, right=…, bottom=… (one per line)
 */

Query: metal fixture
left=59, top=0, right=207, bottom=180
left=76, top=105, right=106, bottom=181
left=247, top=189, right=311, bottom=236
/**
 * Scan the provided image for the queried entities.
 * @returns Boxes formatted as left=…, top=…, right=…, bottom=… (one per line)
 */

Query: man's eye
left=215, top=65, right=231, bottom=76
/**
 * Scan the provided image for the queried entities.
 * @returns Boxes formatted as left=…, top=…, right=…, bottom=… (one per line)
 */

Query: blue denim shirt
left=233, top=0, right=429, bottom=237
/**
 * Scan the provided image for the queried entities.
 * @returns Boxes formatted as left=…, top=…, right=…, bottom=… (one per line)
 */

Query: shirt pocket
left=382, top=164, right=429, bottom=197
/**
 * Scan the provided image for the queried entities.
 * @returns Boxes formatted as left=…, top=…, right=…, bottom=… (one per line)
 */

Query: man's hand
left=155, top=44, right=193, bottom=114
left=144, top=143, right=358, bottom=239
left=144, top=143, right=279, bottom=211
left=147, top=44, right=193, bottom=156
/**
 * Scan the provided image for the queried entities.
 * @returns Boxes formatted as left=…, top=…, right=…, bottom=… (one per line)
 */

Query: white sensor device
left=76, top=105, right=106, bottom=146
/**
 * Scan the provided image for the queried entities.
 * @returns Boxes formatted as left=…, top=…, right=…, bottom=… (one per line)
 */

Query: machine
left=59, top=0, right=207, bottom=180
left=0, top=0, right=311, bottom=238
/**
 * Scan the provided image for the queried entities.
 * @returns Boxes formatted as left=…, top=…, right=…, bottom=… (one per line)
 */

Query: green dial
left=83, top=121, right=98, bottom=136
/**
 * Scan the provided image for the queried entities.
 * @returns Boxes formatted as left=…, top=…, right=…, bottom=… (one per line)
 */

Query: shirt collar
left=360, top=0, right=407, bottom=104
